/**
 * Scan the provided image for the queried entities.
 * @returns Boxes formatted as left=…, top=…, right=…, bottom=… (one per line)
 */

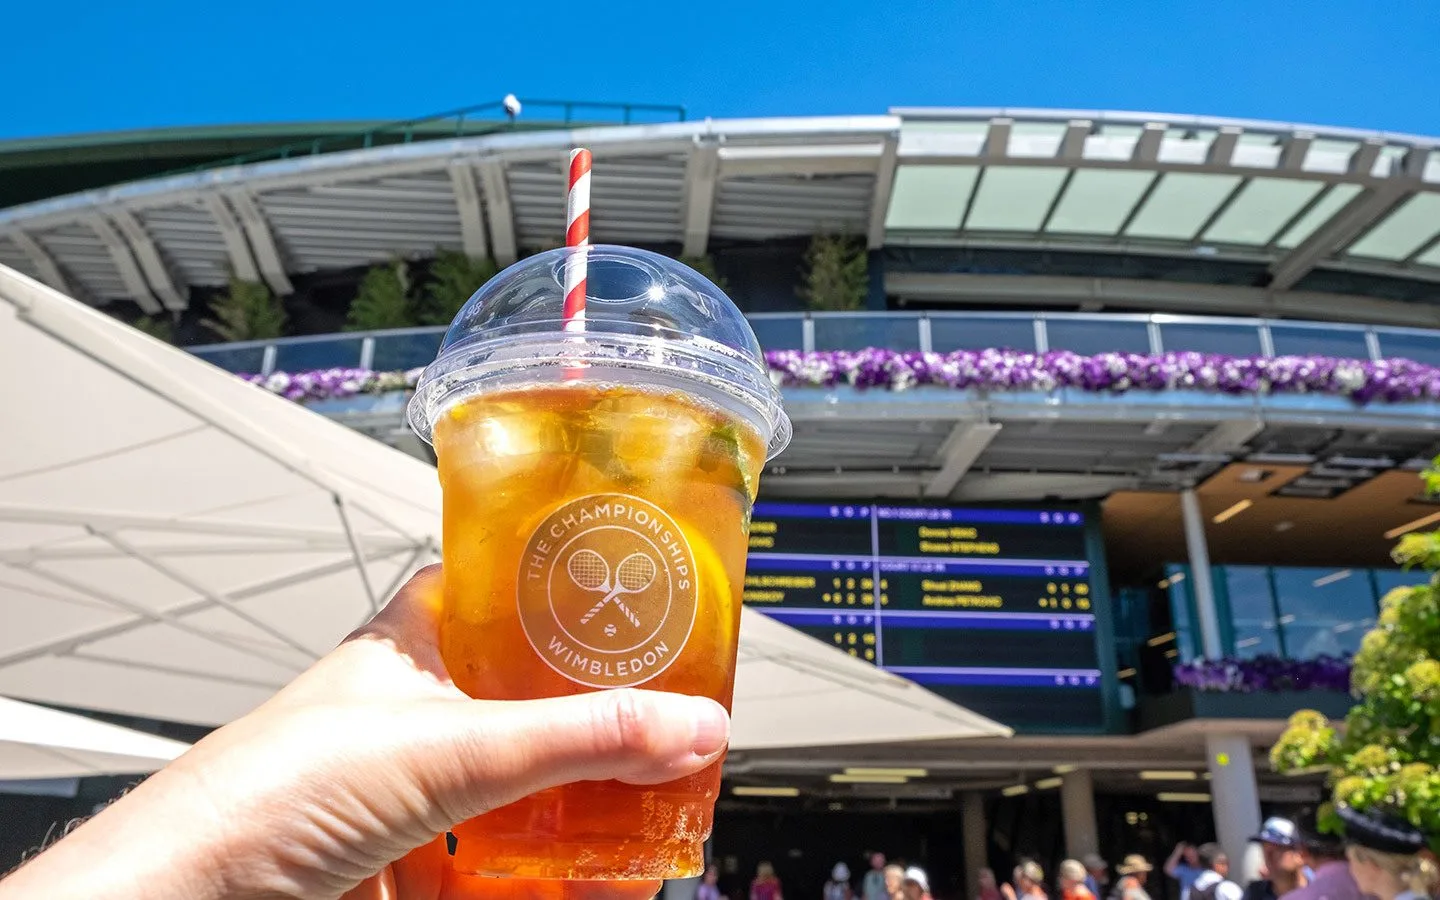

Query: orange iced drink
left=433, top=382, right=765, bottom=880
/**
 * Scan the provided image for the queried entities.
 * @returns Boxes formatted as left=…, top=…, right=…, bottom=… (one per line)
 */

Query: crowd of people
left=702, top=813, right=1435, bottom=900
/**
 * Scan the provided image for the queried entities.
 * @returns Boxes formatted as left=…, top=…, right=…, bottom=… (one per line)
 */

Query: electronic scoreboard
left=743, top=502, right=1109, bottom=731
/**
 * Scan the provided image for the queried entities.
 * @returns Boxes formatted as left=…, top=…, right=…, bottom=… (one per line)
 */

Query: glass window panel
left=1374, top=329, right=1440, bottom=366
left=1275, top=184, right=1363, bottom=248
left=273, top=336, right=365, bottom=372
left=965, top=167, right=1069, bottom=231
left=1272, top=567, right=1378, bottom=659
left=189, top=344, right=266, bottom=374
left=1046, top=170, right=1154, bottom=235
left=812, top=315, right=922, bottom=351
left=1372, top=568, right=1429, bottom=602
left=1008, top=123, right=1066, bottom=158
left=1202, top=178, right=1323, bottom=245
left=370, top=330, right=445, bottom=371
left=1166, top=565, right=1200, bottom=662
left=1159, top=322, right=1263, bottom=356
left=1424, top=150, right=1440, bottom=184
left=929, top=315, right=1036, bottom=352
left=1304, top=139, right=1361, bottom=175
left=747, top=316, right=805, bottom=353
left=901, top=121, right=989, bottom=137
left=1416, top=241, right=1440, bottom=269
left=1156, top=129, right=1216, bottom=165
left=1269, top=324, right=1371, bottom=359
left=1347, top=194, right=1440, bottom=260
left=1045, top=318, right=1152, bottom=354
left=1223, top=566, right=1281, bottom=659
left=885, top=166, right=977, bottom=230
left=1124, top=173, right=1242, bottom=240
left=1372, top=145, right=1410, bottom=178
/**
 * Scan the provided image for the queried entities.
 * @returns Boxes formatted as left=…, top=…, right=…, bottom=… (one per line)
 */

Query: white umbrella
left=0, top=695, right=190, bottom=778
left=0, top=264, right=1008, bottom=747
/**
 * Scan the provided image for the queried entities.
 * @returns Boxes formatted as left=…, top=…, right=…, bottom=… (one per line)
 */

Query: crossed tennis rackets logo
left=566, top=548, right=659, bottom=629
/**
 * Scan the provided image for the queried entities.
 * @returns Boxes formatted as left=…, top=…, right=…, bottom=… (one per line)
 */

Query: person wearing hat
left=1243, top=818, right=1308, bottom=900
left=1014, top=860, right=1047, bottom=900
left=1111, top=854, right=1156, bottom=900
left=902, top=866, right=934, bottom=900
left=1339, top=806, right=1437, bottom=900
left=1284, top=818, right=1363, bottom=900
left=826, top=862, right=856, bottom=900
left=1061, top=859, right=1099, bottom=900
left=1083, top=854, right=1110, bottom=900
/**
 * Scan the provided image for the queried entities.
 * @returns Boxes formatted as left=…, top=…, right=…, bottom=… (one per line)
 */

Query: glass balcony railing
left=186, top=311, right=1440, bottom=376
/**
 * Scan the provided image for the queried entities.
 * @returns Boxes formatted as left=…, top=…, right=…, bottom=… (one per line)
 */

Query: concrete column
left=962, top=791, right=988, bottom=900
left=1179, top=488, right=1224, bottom=658
left=1205, top=733, right=1262, bottom=873
left=1061, top=769, right=1099, bottom=860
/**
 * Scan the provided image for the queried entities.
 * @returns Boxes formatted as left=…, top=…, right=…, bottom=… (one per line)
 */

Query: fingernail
left=691, top=700, right=730, bottom=757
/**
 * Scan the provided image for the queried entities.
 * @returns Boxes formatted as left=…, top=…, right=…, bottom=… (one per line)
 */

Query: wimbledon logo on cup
left=518, top=494, right=697, bottom=688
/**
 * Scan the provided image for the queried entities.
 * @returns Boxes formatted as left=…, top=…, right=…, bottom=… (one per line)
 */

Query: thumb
left=398, top=688, right=730, bottom=827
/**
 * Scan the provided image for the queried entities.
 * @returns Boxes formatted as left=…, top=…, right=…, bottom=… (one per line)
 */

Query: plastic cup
left=407, top=246, right=790, bottom=881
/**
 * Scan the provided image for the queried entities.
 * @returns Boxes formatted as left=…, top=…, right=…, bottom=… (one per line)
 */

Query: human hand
left=0, top=565, right=729, bottom=900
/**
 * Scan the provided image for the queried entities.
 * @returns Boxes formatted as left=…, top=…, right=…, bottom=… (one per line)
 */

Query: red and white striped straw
left=562, top=148, right=592, bottom=334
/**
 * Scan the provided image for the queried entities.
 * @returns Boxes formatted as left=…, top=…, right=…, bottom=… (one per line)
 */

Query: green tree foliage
left=201, top=278, right=286, bottom=342
left=798, top=234, right=867, bottom=312
left=417, top=250, right=497, bottom=326
left=345, top=261, right=415, bottom=331
left=1271, top=458, right=1440, bottom=850
left=130, top=315, right=174, bottom=344
left=679, top=255, right=729, bottom=294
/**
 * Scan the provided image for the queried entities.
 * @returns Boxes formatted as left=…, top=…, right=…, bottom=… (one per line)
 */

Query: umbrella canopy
left=0, top=264, right=1008, bottom=748
left=0, top=695, right=190, bottom=778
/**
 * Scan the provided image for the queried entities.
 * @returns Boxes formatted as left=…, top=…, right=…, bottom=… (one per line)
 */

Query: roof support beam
left=447, top=161, right=490, bottom=259
left=866, top=135, right=899, bottom=250
left=1206, top=126, right=1242, bottom=167
left=983, top=118, right=1012, bottom=159
left=1058, top=120, right=1092, bottom=160
left=1132, top=123, right=1167, bottom=163
left=222, top=190, right=294, bottom=295
left=1184, top=419, right=1264, bottom=456
left=681, top=138, right=721, bottom=257
left=83, top=214, right=161, bottom=313
left=1268, top=184, right=1409, bottom=291
left=107, top=208, right=187, bottom=311
left=475, top=158, right=517, bottom=265
left=8, top=230, right=74, bottom=296
left=925, top=422, right=1003, bottom=498
left=1278, top=132, right=1314, bottom=171
left=200, top=194, right=261, bottom=283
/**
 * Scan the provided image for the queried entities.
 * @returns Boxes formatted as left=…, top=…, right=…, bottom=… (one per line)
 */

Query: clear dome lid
left=407, top=245, right=791, bottom=460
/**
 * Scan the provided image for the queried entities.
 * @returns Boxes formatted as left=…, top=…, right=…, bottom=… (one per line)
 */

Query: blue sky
left=5, top=0, right=1438, bottom=139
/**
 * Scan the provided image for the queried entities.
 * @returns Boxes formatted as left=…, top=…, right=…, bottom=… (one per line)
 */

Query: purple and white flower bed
left=1171, top=655, right=1353, bottom=694
left=238, top=349, right=1440, bottom=406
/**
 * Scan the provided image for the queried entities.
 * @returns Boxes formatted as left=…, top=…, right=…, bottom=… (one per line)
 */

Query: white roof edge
left=889, top=106, right=1440, bottom=149
left=0, top=115, right=903, bottom=229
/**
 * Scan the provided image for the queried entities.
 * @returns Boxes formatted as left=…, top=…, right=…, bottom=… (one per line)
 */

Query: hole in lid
left=553, top=252, right=662, bottom=304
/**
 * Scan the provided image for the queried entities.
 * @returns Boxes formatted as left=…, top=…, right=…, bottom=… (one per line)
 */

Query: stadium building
left=2, top=102, right=1439, bottom=896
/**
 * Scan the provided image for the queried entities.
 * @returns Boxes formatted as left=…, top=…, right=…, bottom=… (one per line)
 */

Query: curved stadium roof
left=1, top=108, right=1438, bottom=323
